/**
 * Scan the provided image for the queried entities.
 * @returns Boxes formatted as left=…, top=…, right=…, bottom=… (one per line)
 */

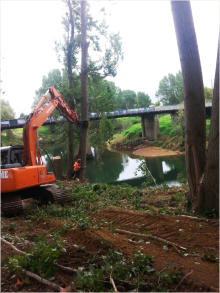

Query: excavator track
left=1, top=184, right=71, bottom=217
left=40, top=184, right=71, bottom=204
left=1, top=193, right=23, bottom=217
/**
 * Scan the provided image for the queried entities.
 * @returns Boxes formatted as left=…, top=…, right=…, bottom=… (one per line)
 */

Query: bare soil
left=1, top=186, right=219, bottom=292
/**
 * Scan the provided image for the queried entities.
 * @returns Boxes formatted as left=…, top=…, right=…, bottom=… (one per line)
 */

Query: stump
left=53, top=156, right=62, bottom=179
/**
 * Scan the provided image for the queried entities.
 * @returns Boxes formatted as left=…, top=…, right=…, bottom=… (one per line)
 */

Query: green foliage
left=171, top=192, right=185, bottom=202
left=121, top=90, right=136, bottom=109
left=156, top=71, right=184, bottom=105
left=77, top=217, right=90, bottom=230
left=204, top=87, right=212, bottom=102
left=123, top=123, right=142, bottom=139
left=158, top=115, right=173, bottom=136
left=206, top=119, right=210, bottom=139
left=0, top=99, right=16, bottom=145
left=177, top=172, right=187, bottom=184
left=74, top=249, right=155, bottom=292
left=115, top=90, right=151, bottom=110
left=136, top=161, right=157, bottom=186
left=0, top=99, right=15, bottom=119
left=202, top=253, right=218, bottom=263
left=136, top=91, right=151, bottom=108
left=7, top=237, right=65, bottom=278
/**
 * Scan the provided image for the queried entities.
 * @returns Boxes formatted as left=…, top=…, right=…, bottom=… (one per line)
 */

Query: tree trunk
left=198, top=40, right=219, bottom=212
left=171, top=1, right=206, bottom=210
left=66, top=0, right=75, bottom=178
left=79, top=0, right=89, bottom=181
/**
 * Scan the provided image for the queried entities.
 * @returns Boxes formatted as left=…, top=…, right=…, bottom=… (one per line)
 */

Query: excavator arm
left=23, top=86, right=78, bottom=166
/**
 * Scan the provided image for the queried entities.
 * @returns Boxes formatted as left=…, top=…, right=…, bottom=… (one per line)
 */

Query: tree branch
left=110, top=275, right=118, bottom=292
left=22, top=269, right=62, bottom=291
left=115, top=229, right=187, bottom=253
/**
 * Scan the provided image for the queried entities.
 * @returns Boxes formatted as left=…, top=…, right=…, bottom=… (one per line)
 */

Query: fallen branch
left=179, top=215, right=208, bottom=222
left=174, top=270, right=193, bottom=290
left=55, top=262, right=77, bottom=274
left=110, top=275, right=118, bottom=292
left=1, top=237, right=28, bottom=256
left=1, top=237, right=76, bottom=275
left=115, top=229, right=187, bottom=253
left=22, top=269, right=62, bottom=291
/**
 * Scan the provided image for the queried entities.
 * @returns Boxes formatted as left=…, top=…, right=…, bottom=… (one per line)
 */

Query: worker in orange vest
left=73, top=158, right=81, bottom=179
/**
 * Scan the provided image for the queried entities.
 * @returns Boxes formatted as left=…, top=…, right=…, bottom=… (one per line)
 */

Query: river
left=42, top=146, right=187, bottom=187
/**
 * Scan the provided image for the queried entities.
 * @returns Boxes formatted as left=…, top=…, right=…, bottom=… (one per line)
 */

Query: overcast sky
left=1, top=0, right=219, bottom=117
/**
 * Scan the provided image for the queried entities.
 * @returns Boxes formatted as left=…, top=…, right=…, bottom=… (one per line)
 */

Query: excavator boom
left=23, top=86, right=78, bottom=166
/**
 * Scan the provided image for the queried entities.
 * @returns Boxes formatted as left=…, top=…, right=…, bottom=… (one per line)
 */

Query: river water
left=42, top=146, right=187, bottom=187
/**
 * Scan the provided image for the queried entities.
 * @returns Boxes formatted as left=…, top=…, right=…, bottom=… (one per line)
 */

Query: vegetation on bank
left=110, top=114, right=211, bottom=152
left=2, top=113, right=211, bottom=156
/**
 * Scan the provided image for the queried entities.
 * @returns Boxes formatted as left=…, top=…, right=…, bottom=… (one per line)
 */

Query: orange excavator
left=1, top=87, right=78, bottom=216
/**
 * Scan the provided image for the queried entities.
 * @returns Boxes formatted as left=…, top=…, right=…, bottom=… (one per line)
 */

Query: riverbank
left=110, top=137, right=184, bottom=158
left=133, top=146, right=184, bottom=158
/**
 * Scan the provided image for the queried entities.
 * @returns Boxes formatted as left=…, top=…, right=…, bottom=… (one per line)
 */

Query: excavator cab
left=1, top=145, right=24, bottom=169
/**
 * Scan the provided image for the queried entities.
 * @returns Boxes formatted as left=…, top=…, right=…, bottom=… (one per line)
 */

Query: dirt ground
left=1, top=191, right=219, bottom=293
left=133, top=146, right=184, bottom=158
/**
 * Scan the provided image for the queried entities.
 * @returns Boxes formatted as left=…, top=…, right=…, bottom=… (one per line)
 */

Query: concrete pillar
left=141, top=114, right=159, bottom=140
left=53, top=156, right=62, bottom=179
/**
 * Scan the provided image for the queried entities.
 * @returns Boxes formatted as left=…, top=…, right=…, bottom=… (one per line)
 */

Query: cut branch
left=1, top=237, right=28, bottom=255
left=110, top=275, right=118, bottom=292
left=175, top=270, right=193, bottom=290
left=22, top=269, right=62, bottom=291
left=179, top=215, right=208, bottom=222
left=115, top=229, right=187, bottom=252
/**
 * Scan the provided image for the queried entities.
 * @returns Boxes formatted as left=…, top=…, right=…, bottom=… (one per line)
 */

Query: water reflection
left=86, top=149, right=186, bottom=187
left=42, top=145, right=187, bottom=187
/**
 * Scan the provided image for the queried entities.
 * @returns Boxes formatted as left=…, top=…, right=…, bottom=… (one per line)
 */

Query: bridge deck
left=1, top=103, right=212, bottom=130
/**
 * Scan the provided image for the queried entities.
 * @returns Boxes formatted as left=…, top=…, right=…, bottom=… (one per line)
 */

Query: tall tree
left=171, top=0, right=206, bottom=210
left=121, top=90, right=136, bottom=109
left=198, top=41, right=219, bottom=212
left=156, top=71, right=184, bottom=105
left=136, top=92, right=151, bottom=108
left=78, top=0, right=89, bottom=180
left=65, top=0, right=77, bottom=178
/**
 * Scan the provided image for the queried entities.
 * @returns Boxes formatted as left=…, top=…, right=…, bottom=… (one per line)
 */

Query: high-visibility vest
left=74, top=162, right=80, bottom=172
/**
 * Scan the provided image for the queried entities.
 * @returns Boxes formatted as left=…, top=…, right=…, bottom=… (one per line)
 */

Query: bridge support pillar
left=141, top=114, right=159, bottom=140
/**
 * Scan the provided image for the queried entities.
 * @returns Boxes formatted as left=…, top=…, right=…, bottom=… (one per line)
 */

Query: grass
left=158, top=115, right=173, bottom=136
left=38, top=126, right=50, bottom=136
left=122, top=123, right=142, bottom=139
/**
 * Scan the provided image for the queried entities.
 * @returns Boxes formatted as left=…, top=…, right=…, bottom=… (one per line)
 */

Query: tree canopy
left=0, top=99, right=15, bottom=119
left=156, top=71, right=184, bottom=105
left=156, top=71, right=213, bottom=106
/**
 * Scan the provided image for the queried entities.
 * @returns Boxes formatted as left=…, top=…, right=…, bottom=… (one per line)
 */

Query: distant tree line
left=156, top=71, right=213, bottom=105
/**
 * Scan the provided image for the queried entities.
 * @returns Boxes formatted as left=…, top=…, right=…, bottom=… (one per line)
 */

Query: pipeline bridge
left=1, top=102, right=212, bottom=141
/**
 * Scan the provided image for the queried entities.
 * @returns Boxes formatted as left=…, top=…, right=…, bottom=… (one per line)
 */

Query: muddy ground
left=1, top=183, right=219, bottom=292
